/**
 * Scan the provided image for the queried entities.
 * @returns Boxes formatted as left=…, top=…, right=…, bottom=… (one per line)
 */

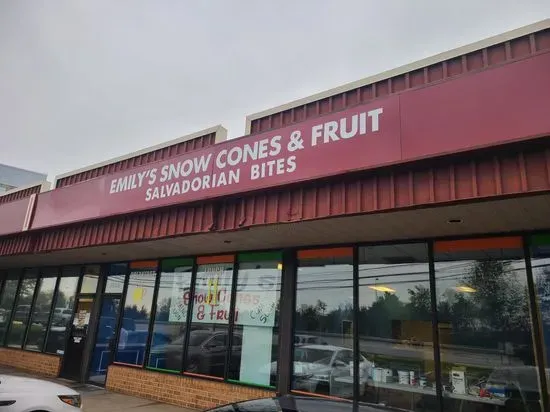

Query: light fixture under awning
left=455, top=285, right=476, bottom=293
left=368, top=285, right=396, bottom=293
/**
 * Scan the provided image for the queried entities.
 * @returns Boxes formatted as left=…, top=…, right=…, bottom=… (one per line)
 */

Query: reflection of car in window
left=294, top=334, right=328, bottom=346
left=263, top=345, right=372, bottom=396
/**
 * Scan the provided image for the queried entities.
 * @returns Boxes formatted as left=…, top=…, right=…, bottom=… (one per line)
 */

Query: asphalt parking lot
left=0, top=366, right=196, bottom=412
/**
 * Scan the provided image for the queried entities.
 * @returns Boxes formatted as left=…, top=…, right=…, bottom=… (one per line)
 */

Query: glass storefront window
left=7, top=269, right=38, bottom=347
left=115, top=261, right=157, bottom=366
left=184, top=256, right=234, bottom=379
left=228, top=252, right=283, bottom=388
left=45, top=267, right=80, bottom=355
left=358, top=243, right=437, bottom=411
left=80, top=266, right=99, bottom=294
left=0, top=271, right=21, bottom=344
left=147, top=258, right=194, bottom=372
left=434, top=237, right=542, bottom=412
left=105, top=263, right=127, bottom=294
left=24, top=268, right=58, bottom=351
left=531, top=234, right=550, bottom=398
left=292, top=248, right=354, bottom=399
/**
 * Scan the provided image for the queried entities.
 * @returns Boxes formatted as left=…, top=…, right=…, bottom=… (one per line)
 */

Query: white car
left=0, top=374, right=82, bottom=411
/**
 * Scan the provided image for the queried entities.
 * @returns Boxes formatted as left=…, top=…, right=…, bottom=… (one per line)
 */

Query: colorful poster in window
left=190, top=263, right=233, bottom=324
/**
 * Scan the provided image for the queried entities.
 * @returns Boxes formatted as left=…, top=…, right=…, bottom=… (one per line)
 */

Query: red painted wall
left=30, top=52, right=550, bottom=230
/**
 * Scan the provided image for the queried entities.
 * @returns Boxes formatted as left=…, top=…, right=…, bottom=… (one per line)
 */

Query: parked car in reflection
left=155, top=329, right=242, bottom=375
left=262, top=345, right=372, bottom=395
left=205, top=394, right=408, bottom=412
left=294, top=334, right=328, bottom=346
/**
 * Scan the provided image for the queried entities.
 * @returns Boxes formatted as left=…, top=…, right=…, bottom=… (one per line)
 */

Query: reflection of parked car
left=295, top=335, right=328, bottom=346
left=159, top=329, right=242, bottom=375
left=12, top=305, right=31, bottom=322
left=264, top=345, right=372, bottom=396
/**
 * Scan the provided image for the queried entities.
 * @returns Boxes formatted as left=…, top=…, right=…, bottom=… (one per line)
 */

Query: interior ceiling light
left=368, top=285, right=396, bottom=293
left=455, top=285, right=476, bottom=293
left=447, top=218, right=463, bottom=224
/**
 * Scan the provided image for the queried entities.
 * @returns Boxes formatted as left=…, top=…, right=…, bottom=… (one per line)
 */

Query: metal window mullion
left=428, top=242, right=444, bottom=412
left=42, top=272, right=62, bottom=353
left=3, top=270, right=23, bottom=346
left=143, top=263, right=161, bottom=368
left=112, top=265, right=130, bottom=363
left=182, top=260, right=198, bottom=373
left=277, top=249, right=297, bottom=395
left=224, top=259, right=239, bottom=381
left=523, top=236, right=549, bottom=411
left=23, top=271, right=42, bottom=349
left=352, top=246, right=360, bottom=411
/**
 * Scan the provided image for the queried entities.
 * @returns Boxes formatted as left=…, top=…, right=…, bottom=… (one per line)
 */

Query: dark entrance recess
left=88, top=296, right=122, bottom=385
left=60, top=296, right=95, bottom=380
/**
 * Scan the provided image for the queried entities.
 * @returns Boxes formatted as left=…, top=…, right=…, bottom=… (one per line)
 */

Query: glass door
left=60, top=297, right=95, bottom=380
left=88, top=296, right=121, bottom=385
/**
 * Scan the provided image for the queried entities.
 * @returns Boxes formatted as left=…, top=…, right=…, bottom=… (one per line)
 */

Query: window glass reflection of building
left=292, top=248, right=354, bottom=400
left=357, top=243, right=437, bottom=412
left=184, top=256, right=234, bottom=379
left=147, top=258, right=193, bottom=372
left=530, top=234, right=550, bottom=398
left=6, top=269, right=38, bottom=347
left=0, top=271, right=21, bottom=344
left=24, top=268, right=58, bottom=351
left=45, top=267, right=80, bottom=355
left=115, top=261, right=157, bottom=366
left=228, top=252, right=283, bottom=388
left=435, top=237, right=542, bottom=412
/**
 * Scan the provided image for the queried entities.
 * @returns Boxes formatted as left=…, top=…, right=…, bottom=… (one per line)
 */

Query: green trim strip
left=227, top=378, right=275, bottom=390
left=238, top=251, right=283, bottom=263
left=161, top=258, right=194, bottom=272
left=532, top=234, right=550, bottom=247
left=145, top=366, right=180, bottom=374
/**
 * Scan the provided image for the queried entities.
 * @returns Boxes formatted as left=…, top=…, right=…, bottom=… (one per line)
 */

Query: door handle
left=0, top=400, right=16, bottom=406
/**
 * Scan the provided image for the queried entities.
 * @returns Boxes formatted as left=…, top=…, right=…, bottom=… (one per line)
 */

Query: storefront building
left=0, top=20, right=550, bottom=412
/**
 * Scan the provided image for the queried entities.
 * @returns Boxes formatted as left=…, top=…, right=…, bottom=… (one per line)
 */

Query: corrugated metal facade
left=55, top=132, right=217, bottom=188
left=0, top=139, right=547, bottom=256
left=34, top=203, right=214, bottom=252
left=250, top=28, right=550, bottom=134
left=216, top=140, right=550, bottom=230
left=0, top=184, right=42, bottom=205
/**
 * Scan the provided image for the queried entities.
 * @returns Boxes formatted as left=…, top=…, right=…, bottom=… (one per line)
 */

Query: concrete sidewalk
left=0, top=366, right=197, bottom=412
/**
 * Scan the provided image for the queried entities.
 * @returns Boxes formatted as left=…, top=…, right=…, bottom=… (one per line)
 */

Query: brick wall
left=0, top=348, right=61, bottom=377
left=106, top=365, right=276, bottom=410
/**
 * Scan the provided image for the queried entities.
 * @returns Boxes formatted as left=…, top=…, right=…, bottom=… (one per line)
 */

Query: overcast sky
left=1, top=1, right=549, bottom=181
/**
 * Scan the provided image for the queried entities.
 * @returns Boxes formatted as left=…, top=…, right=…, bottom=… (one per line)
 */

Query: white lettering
left=311, top=124, right=323, bottom=146
left=324, top=121, right=339, bottom=143
left=269, top=136, right=282, bottom=156
left=149, top=168, right=157, bottom=185
left=251, top=164, right=260, bottom=180
left=181, top=159, right=194, bottom=177
left=110, top=179, right=117, bottom=194
left=228, top=147, right=242, bottom=166
left=145, top=188, right=152, bottom=201
left=287, top=156, right=297, bottom=173
left=191, top=177, right=202, bottom=191
left=137, top=171, right=147, bottom=187
left=194, top=154, right=212, bottom=173
left=340, top=115, right=358, bottom=139
left=216, top=150, right=228, bottom=168
left=368, top=108, right=383, bottom=132
left=160, top=165, right=169, bottom=183
left=359, top=112, right=367, bottom=134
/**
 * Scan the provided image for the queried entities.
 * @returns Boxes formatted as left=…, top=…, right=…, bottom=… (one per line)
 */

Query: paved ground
left=0, top=366, right=197, bottom=412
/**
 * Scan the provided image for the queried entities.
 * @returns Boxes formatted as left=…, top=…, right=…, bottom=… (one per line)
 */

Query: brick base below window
left=106, top=365, right=276, bottom=410
left=0, top=348, right=61, bottom=377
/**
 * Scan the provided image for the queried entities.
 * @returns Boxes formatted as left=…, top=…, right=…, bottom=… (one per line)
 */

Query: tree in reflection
left=295, top=260, right=531, bottom=350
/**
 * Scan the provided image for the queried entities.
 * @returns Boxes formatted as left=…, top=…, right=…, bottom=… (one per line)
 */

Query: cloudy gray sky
left=1, top=1, right=549, bottom=181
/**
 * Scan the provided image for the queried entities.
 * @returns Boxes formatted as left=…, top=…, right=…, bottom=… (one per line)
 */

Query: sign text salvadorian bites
left=108, top=107, right=384, bottom=202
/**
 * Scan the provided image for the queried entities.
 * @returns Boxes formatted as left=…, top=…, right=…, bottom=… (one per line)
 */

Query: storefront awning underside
left=0, top=192, right=548, bottom=268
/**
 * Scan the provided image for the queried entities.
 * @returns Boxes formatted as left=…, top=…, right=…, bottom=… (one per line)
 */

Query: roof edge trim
left=0, top=181, right=51, bottom=199
left=244, top=18, right=550, bottom=134
left=53, top=125, right=227, bottom=184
